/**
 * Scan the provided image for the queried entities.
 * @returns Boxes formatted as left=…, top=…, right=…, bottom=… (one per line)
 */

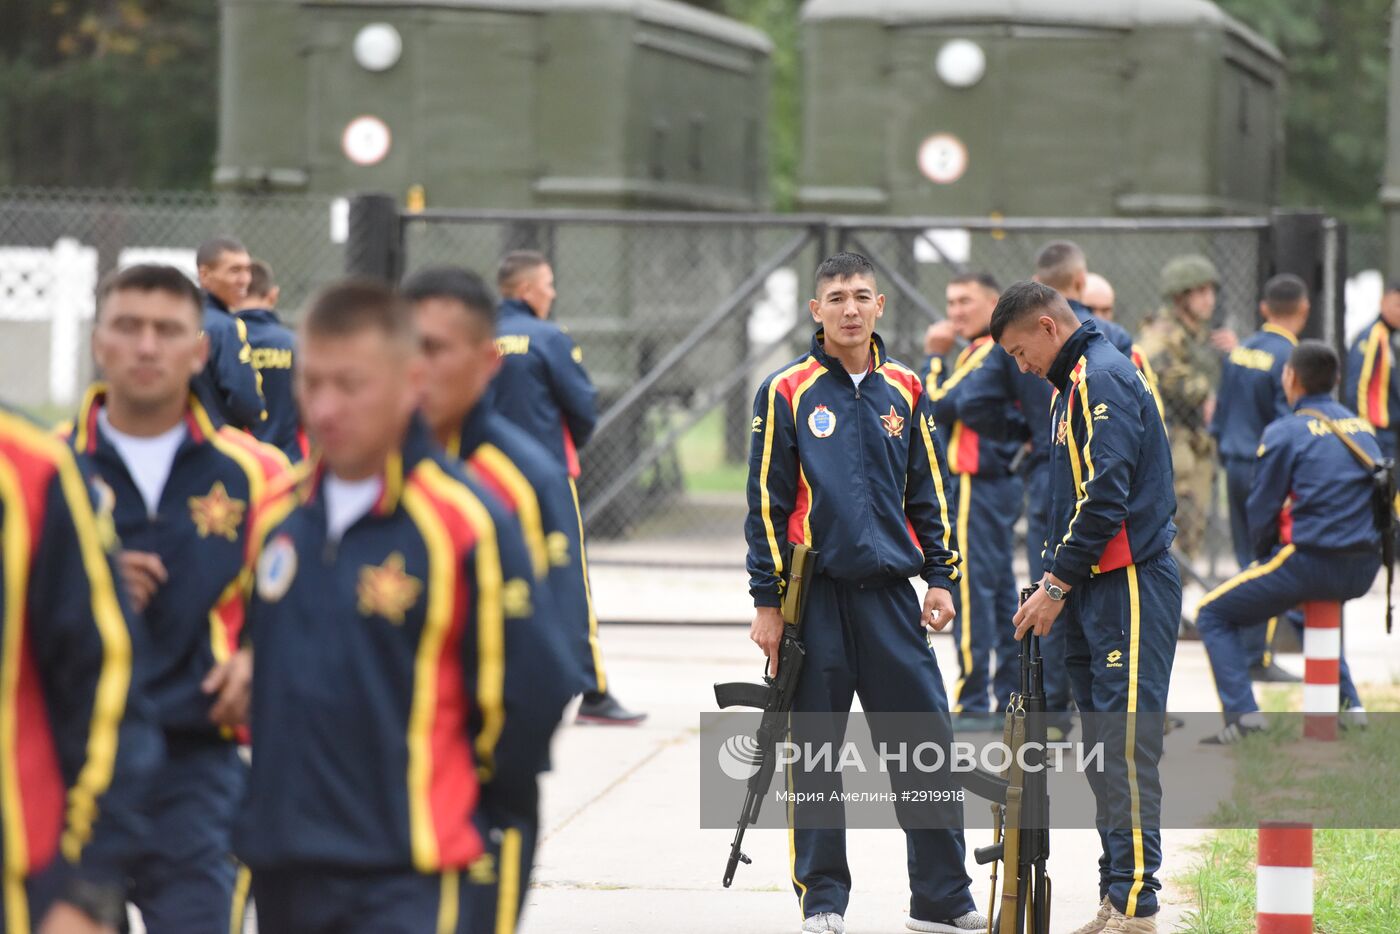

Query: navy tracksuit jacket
left=492, top=299, right=598, bottom=478
left=67, top=387, right=290, bottom=933
left=0, top=407, right=161, bottom=928
left=1210, top=324, right=1298, bottom=665
left=193, top=293, right=266, bottom=432
left=1198, top=396, right=1380, bottom=720
left=747, top=330, right=976, bottom=924
left=1342, top=316, right=1400, bottom=459
left=447, top=400, right=594, bottom=934
left=236, top=419, right=573, bottom=934
left=1044, top=323, right=1181, bottom=920
left=925, top=335, right=1023, bottom=713
left=237, top=307, right=305, bottom=463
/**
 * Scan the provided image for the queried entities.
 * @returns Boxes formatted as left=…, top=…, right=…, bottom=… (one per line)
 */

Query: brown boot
left=1102, top=905, right=1157, bottom=933
left=1066, top=897, right=1113, bottom=934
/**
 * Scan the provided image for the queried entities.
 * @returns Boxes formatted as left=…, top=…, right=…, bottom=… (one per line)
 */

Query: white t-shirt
left=98, top=410, right=186, bottom=516
left=324, top=474, right=382, bottom=541
left=850, top=370, right=868, bottom=389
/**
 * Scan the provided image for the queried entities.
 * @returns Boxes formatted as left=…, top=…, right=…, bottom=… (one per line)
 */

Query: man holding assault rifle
left=735, top=252, right=986, bottom=934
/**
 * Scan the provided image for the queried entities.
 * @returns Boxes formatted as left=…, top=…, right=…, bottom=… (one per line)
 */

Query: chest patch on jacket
left=808, top=405, right=836, bottom=438
left=357, top=552, right=422, bottom=625
left=879, top=406, right=905, bottom=439
left=188, top=481, right=246, bottom=541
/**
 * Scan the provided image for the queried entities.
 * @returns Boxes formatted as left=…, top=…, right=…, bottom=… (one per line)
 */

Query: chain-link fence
left=0, top=186, right=341, bottom=416
left=0, top=188, right=1348, bottom=589
left=396, top=206, right=1345, bottom=590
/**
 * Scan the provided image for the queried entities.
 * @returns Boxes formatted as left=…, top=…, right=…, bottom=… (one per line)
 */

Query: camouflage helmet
left=1160, top=254, right=1219, bottom=298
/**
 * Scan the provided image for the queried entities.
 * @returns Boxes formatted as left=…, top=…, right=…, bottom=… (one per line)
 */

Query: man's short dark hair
left=96, top=264, right=202, bottom=321
left=1262, top=273, right=1308, bottom=314
left=1288, top=340, right=1339, bottom=396
left=247, top=259, right=275, bottom=301
left=196, top=237, right=247, bottom=270
left=949, top=271, right=1001, bottom=294
left=814, top=252, right=876, bottom=292
left=401, top=266, right=497, bottom=335
left=1034, top=240, right=1086, bottom=291
left=301, top=278, right=413, bottom=346
left=990, top=280, right=1069, bottom=342
left=497, top=250, right=550, bottom=294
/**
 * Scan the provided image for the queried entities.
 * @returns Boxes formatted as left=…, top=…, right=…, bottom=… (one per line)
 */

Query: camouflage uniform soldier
left=1138, top=255, right=1230, bottom=559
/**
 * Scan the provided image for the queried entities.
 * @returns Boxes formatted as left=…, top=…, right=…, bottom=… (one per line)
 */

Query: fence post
left=1267, top=210, right=1330, bottom=342
left=1256, top=821, right=1313, bottom=933
left=345, top=193, right=403, bottom=283
left=49, top=237, right=95, bottom=408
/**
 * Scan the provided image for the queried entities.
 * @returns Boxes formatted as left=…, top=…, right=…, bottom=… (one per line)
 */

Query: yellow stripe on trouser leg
left=229, top=865, right=252, bottom=934
left=437, top=869, right=460, bottom=934
left=1262, top=616, right=1279, bottom=669
left=568, top=478, right=608, bottom=694
left=1197, top=545, right=1296, bottom=610
left=1124, top=565, right=1146, bottom=916
left=952, top=473, right=973, bottom=712
left=495, top=829, right=522, bottom=934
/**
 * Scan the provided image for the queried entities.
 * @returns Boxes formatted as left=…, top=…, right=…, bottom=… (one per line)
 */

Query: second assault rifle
left=959, top=586, right=1052, bottom=934
left=712, top=544, right=818, bottom=888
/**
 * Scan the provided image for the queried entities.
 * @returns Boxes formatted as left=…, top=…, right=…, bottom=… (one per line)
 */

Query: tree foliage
left=1216, top=0, right=1391, bottom=229
left=0, top=0, right=218, bottom=188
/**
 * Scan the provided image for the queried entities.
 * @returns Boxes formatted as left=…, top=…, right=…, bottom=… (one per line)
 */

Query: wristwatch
left=1044, top=582, right=1068, bottom=602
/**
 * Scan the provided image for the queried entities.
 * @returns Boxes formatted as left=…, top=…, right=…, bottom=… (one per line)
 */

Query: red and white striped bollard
left=1301, top=600, right=1340, bottom=741
left=1256, top=821, right=1314, bottom=933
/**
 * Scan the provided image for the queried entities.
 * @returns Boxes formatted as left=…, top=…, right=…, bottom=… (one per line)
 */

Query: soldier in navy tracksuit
left=748, top=254, right=982, bottom=934
left=1208, top=276, right=1310, bottom=673
left=70, top=264, right=291, bottom=933
left=1197, top=342, right=1377, bottom=740
left=992, top=282, right=1180, bottom=929
left=195, top=238, right=267, bottom=431
left=404, top=265, right=593, bottom=932
left=236, top=279, right=573, bottom=933
left=1341, top=287, right=1400, bottom=460
left=237, top=260, right=305, bottom=463
left=922, top=273, right=1022, bottom=717
left=491, top=252, right=642, bottom=724
left=1, top=405, right=161, bottom=932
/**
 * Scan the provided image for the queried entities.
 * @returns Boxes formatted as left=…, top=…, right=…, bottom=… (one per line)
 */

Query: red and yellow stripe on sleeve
left=1359, top=322, right=1392, bottom=430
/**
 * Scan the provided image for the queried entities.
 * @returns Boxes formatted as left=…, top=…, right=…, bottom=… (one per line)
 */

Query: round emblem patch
left=256, top=533, right=298, bottom=603
left=808, top=405, right=836, bottom=438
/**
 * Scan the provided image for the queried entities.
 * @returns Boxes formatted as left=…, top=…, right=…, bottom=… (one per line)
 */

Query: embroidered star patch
left=188, top=481, right=246, bottom=541
left=879, top=406, right=905, bottom=438
left=357, top=552, right=423, bottom=625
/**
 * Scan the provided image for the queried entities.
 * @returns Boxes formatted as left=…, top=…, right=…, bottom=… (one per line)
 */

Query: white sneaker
left=906, top=909, right=989, bottom=932
left=802, top=912, right=845, bottom=934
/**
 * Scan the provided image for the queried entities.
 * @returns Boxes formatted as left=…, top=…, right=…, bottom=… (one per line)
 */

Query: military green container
left=216, top=0, right=771, bottom=211
left=797, top=0, right=1283, bottom=217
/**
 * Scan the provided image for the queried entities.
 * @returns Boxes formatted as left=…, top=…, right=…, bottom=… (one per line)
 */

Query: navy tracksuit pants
left=252, top=866, right=473, bottom=933
left=949, top=472, right=1021, bottom=713
left=1197, top=545, right=1372, bottom=720
left=788, top=574, right=976, bottom=923
left=467, top=787, right=539, bottom=934
left=129, top=736, right=246, bottom=934
left=1222, top=457, right=1286, bottom=666
left=1061, top=551, right=1180, bottom=919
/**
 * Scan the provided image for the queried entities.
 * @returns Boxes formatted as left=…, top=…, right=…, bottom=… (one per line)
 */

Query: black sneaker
left=1249, top=664, right=1301, bottom=683
left=1199, top=722, right=1265, bottom=745
left=576, top=691, right=647, bottom=725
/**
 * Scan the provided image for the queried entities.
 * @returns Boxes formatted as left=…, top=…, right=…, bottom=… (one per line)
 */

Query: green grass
left=676, top=408, right=748, bottom=495
left=1177, top=685, right=1400, bottom=932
